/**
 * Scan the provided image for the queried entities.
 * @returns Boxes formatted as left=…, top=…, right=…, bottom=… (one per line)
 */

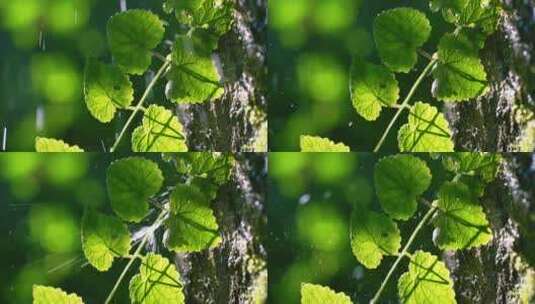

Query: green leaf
left=35, top=137, right=84, bottom=152
left=350, top=210, right=401, bottom=269
left=131, top=105, right=188, bottom=152
left=397, top=102, right=455, bottom=152
left=164, top=184, right=221, bottom=252
left=81, top=210, right=131, bottom=271
left=129, top=253, right=185, bottom=304
left=350, top=58, right=399, bottom=121
left=441, top=153, right=501, bottom=182
left=83, top=59, right=134, bottom=123
left=107, top=9, right=165, bottom=75
left=432, top=32, right=488, bottom=102
left=374, top=8, right=431, bottom=73
left=374, top=155, right=432, bottom=220
left=398, top=251, right=456, bottom=304
left=440, top=0, right=500, bottom=35
left=165, top=39, right=224, bottom=104
left=33, top=285, right=84, bottom=304
left=171, top=153, right=234, bottom=185
left=432, top=181, right=492, bottom=250
left=300, top=135, right=350, bottom=152
left=107, top=157, right=164, bottom=223
left=301, top=283, right=352, bottom=304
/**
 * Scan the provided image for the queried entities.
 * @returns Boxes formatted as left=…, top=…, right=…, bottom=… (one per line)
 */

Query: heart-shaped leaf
left=107, top=9, right=165, bottom=75
left=350, top=58, right=399, bottom=121
left=131, top=105, right=188, bottom=152
left=84, top=59, right=133, bottom=123
left=374, top=8, right=431, bottom=73
left=397, top=102, right=454, bottom=152
left=374, top=154, right=432, bottom=220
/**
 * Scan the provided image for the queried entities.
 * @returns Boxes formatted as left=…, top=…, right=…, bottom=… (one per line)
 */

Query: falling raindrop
left=120, top=0, right=127, bottom=11
left=352, top=266, right=364, bottom=280
left=298, top=193, right=311, bottom=205
left=2, top=126, right=7, bottom=151
left=323, top=191, right=332, bottom=199
left=36, top=105, right=45, bottom=132
left=289, top=102, right=298, bottom=112
left=348, top=121, right=354, bottom=127
left=38, top=31, right=43, bottom=49
left=74, top=9, right=78, bottom=25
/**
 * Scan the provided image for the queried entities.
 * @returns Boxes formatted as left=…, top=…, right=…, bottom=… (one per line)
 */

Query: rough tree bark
left=445, top=0, right=535, bottom=151
left=444, top=154, right=535, bottom=303
left=177, top=0, right=267, bottom=152
left=175, top=154, right=267, bottom=304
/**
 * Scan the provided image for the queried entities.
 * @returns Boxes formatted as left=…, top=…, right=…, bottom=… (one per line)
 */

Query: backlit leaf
left=172, top=153, right=234, bottom=185
left=398, top=251, right=456, bottom=304
left=350, top=210, right=401, bottom=269
left=33, top=285, right=84, bottom=304
left=440, top=153, right=501, bottom=182
left=301, top=283, right=352, bottom=304
left=107, top=10, right=165, bottom=75
left=165, top=39, right=224, bottom=104
left=350, top=58, right=399, bottom=121
left=35, top=137, right=84, bottom=152
left=83, top=59, right=133, bottom=123
left=374, top=8, right=431, bottom=73
left=81, top=210, right=131, bottom=271
left=374, top=155, right=432, bottom=220
left=164, top=184, right=221, bottom=252
left=397, top=102, right=454, bottom=152
left=129, top=254, right=185, bottom=304
left=300, top=135, right=350, bottom=152
left=131, top=105, right=188, bottom=152
left=107, top=157, right=163, bottom=222
left=432, top=181, right=492, bottom=250
left=432, top=32, right=488, bottom=102
left=439, top=0, right=500, bottom=35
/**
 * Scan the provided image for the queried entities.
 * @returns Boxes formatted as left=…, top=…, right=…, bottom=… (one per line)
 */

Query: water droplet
left=323, top=191, right=332, bottom=199
left=352, top=266, right=364, bottom=280
left=348, top=121, right=354, bottom=127
left=298, top=193, right=311, bottom=205
left=289, top=103, right=298, bottom=112
left=36, top=105, right=45, bottom=131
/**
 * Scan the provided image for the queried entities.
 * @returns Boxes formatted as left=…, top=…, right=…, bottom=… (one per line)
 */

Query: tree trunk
left=445, top=0, right=535, bottom=152
left=177, top=0, right=267, bottom=152
left=444, top=153, right=535, bottom=303
left=176, top=153, right=267, bottom=304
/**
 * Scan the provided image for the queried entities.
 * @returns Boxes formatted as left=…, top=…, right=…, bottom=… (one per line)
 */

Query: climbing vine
left=301, top=1, right=501, bottom=152
left=35, top=0, right=234, bottom=152
left=300, top=152, right=502, bottom=303
left=32, top=153, right=234, bottom=303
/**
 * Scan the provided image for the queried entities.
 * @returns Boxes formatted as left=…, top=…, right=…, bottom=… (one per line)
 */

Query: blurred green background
left=0, top=0, right=176, bottom=151
left=268, top=0, right=452, bottom=151
left=0, top=153, right=178, bottom=303
left=267, top=153, right=449, bottom=303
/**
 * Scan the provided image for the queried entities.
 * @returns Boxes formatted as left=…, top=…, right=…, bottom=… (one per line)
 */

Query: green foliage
left=37, top=154, right=233, bottom=303
left=83, top=59, right=134, bottom=123
left=350, top=58, right=399, bottom=121
left=397, top=102, right=454, bottom=152
left=107, top=157, right=164, bottom=222
left=433, top=181, right=492, bottom=249
left=35, top=137, right=84, bottom=152
left=300, top=283, right=352, bottom=304
left=129, top=254, right=185, bottom=304
left=432, top=32, right=488, bottom=102
left=81, top=210, right=131, bottom=271
left=299, top=135, right=350, bottom=152
left=397, top=251, right=456, bottom=304
left=107, top=10, right=164, bottom=75
left=373, top=8, right=431, bottom=73
left=165, top=184, right=222, bottom=252
left=165, top=39, right=224, bottom=104
left=374, top=155, right=432, bottom=220
left=36, top=1, right=235, bottom=152
left=303, top=153, right=502, bottom=303
left=131, top=105, right=188, bottom=152
left=33, top=285, right=84, bottom=304
left=350, top=210, right=401, bottom=269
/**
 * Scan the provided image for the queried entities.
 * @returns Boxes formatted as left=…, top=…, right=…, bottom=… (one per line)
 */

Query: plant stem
left=369, top=206, right=437, bottom=304
left=104, top=210, right=168, bottom=304
left=109, top=60, right=171, bottom=152
left=373, top=58, right=438, bottom=152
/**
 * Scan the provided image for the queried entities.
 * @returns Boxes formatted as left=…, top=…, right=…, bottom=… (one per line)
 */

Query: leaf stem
left=109, top=60, right=171, bottom=152
left=104, top=210, right=168, bottom=304
left=369, top=206, right=437, bottom=304
left=373, top=58, right=438, bottom=152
